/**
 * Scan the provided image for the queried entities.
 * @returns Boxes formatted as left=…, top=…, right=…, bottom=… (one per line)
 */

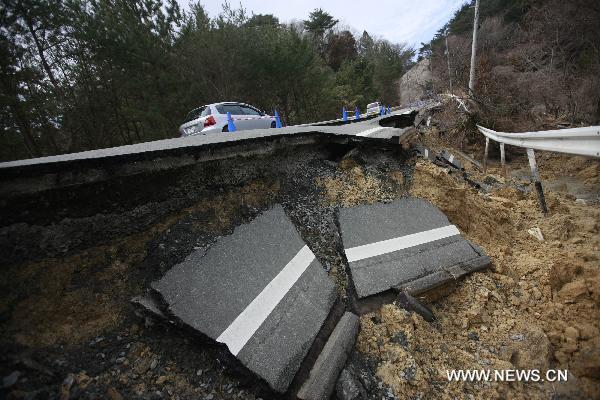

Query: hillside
left=417, top=0, right=600, bottom=137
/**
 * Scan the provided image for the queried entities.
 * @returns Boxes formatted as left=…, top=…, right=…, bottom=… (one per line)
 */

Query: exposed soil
left=1, top=133, right=598, bottom=399
left=356, top=156, right=599, bottom=399
left=0, top=145, right=410, bottom=400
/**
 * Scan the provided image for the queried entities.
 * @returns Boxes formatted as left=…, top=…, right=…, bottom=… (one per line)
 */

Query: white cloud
left=178, top=0, right=467, bottom=47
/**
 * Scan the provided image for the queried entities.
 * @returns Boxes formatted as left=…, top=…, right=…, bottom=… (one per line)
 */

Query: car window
left=184, top=106, right=206, bottom=122
left=216, top=104, right=243, bottom=115
left=367, top=102, right=379, bottom=109
left=240, top=105, right=261, bottom=116
left=200, top=107, right=211, bottom=117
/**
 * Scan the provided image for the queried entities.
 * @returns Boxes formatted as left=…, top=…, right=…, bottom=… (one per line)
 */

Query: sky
left=176, top=0, right=468, bottom=49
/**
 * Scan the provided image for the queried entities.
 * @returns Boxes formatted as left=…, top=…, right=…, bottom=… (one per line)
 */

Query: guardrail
left=477, top=125, right=600, bottom=158
left=477, top=124, right=600, bottom=215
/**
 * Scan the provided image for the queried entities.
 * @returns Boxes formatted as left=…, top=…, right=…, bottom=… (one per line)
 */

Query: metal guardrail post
left=526, top=148, right=548, bottom=216
left=476, top=124, right=599, bottom=216
left=499, top=143, right=507, bottom=178
left=483, top=137, right=489, bottom=173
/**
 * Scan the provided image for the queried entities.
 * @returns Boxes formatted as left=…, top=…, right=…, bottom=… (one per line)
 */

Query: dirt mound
left=357, top=160, right=599, bottom=399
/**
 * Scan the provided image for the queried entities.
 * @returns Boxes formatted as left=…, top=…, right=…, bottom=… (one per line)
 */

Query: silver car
left=366, top=101, right=381, bottom=116
left=179, top=102, right=277, bottom=136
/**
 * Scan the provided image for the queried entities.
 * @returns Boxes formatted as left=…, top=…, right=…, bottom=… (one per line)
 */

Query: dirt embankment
left=1, top=132, right=598, bottom=399
left=356, top=159, right=599, bottom=399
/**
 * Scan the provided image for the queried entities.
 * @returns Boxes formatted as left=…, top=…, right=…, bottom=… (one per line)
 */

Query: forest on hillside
left=418, top=0, right=600, bottom=137
left=0, top=0, right=414, bottom=161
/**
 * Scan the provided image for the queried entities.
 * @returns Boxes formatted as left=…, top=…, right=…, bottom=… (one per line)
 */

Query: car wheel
left=222, top=125, right=229, bottom=132
left=270, top=121, right=276, bottom=128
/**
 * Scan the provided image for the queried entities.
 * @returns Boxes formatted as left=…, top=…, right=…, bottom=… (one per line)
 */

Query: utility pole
left=468, top=0, right=480, bottom=97
left=445, top=28, right=452, bottom=94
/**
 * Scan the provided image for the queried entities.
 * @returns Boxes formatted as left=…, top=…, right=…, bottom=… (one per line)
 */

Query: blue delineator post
left=380, top=105, right=385, bottom=116
left=274, top=109, right=283, bottom=128
left=342, top=107, right=348, bottom=122
left=355, top=107, right=360, bottom=121
left=227, top=112, right=237, bottom=132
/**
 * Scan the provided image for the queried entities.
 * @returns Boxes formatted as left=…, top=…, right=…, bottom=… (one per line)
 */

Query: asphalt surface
left=0, top=109, right=417, bottom=170
left=152, top=205, right=336, bottom=393
left=338, top=198, right=489, bottom=299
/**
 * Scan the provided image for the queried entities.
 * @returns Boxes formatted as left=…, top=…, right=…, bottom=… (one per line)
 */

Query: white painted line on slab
left=345, top=225, right=460, bottom=263
left=216, top=245, right=315, bottom=356
left=356, top=127, right=386, bottom=137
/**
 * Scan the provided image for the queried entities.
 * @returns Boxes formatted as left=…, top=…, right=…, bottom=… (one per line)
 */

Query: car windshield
left=184, top=106, right=209, bottom=122
left=367, top=102, right=380, bottom=109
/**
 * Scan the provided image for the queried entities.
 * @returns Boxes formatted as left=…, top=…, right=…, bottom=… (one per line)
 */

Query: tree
left=245, top=14, right=279, bottom=27
left=303, top=8, right=338, bottom=56
left=327, top=30, right=357, bottom=71
left=0, top=1, right=417, bottom=161
left=358, top=31, right=374, bottom=56
left=303, top=8, right=338, bottom=36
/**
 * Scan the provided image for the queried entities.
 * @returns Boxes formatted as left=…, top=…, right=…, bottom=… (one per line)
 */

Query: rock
left=577, top=323, right=599, bottom=340
left=575, top=198, right=587, bottom=205
left=554, top=350, right=569, bottom=364
left=531, top=287, right=542, bottom=301
left=155, top=376, right=168, bottom=385
left=2, top=371, right=20, bottom=388
left=527, top=227, right=544, bottom=241
left=107, top=387, right=124, bottom=400
left=468, top=332, right=479, bottom=341
left=558, top=280, right=589, bottom=303
left=336, top=369, right=367, bottom=400
left=390, top=331, right=408, bottom=347
left=572, top=337, right=600, bottom=378
left=561, top=338, right=578, bottom=354
left=564, top=327, right=579, bottom=341
left=134, top=358, right=152, bottom=375
left=59, top=374, right=75, bottom=400
left=75, top=372, right=91, bottom=389
left=508, top=324, right=551, bottom=370
left=510, top=334, right=525, bottom=341
left=150, top=358, right=158, bottom=370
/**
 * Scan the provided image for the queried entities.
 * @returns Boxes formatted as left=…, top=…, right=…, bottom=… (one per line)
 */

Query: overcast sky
left=177, top=0, right=468, bottom=49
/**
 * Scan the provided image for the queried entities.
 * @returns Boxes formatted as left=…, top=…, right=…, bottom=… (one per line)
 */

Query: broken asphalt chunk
left=338, top=198, right=490, bottom=300
left=151, top=205, right=337, bottom=393
left=298, top=312, right=360, bottom=400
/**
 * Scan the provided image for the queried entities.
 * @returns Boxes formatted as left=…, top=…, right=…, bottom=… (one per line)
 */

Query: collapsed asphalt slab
left=297, top=312, right=359, bottom=400
left=151, top=205, right=337, bottom=393
left=338, top=198, right=490, bottom=302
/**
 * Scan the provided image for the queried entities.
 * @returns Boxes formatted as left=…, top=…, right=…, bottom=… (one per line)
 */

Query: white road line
left=345, top=225, right=460, bottom=263
left=356, top=127, right=386, bottom=137
left=216, top=245, right=315, bottom=356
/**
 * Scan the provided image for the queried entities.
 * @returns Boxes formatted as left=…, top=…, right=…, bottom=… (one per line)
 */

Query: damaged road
left=1, top=105, right=597, bottom=399
left=138, top=196, right=488, bottom=397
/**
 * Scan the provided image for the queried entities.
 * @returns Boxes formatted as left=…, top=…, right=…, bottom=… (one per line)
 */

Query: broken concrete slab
left=414, top=144, right=437, bottom=162
left=298, top=312, right=359, bottom=400
left=338, top=198, right=489, bottom=300
left=152, top=205, right=336, bottom=393
left=441, top=149, right=464, bottom=170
